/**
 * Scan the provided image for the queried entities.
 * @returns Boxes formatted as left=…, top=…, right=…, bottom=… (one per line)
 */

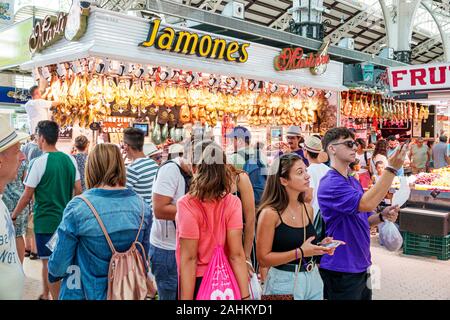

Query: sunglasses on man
left=331, top=140, right=358, bottom=148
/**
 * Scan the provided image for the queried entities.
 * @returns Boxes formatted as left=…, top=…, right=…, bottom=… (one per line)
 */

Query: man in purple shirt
left=318, top=127, right=407, bottom=300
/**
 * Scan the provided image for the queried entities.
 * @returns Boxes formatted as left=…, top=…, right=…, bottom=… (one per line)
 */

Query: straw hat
left=286, top=125, right=302, bottom=137
left=143, top=143, right=162, bottom=157
left=304, top=135, right=328, bottom=163
left=0, top=115, right=29, bottom=153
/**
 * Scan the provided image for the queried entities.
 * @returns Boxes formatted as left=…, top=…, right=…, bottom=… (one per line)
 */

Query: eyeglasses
left=331, top=140, right=358, bottom=149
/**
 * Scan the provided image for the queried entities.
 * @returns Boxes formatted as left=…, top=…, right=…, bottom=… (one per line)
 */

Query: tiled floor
left=21, top=236, right=450, bottom=300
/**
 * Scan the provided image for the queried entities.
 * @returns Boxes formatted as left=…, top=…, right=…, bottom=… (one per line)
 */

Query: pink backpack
left=194, top=197, right=241, bottom=300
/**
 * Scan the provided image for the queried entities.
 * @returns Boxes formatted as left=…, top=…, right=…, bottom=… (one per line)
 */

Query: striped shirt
left=126, top=157, right=158, bottom=206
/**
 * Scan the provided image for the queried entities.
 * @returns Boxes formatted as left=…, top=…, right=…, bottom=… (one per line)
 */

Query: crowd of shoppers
left=3, top=104, right=450, bottom=300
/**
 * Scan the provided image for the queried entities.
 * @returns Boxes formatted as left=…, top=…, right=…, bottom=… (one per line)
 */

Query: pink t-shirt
left=175, top=193, right=243, bottom=277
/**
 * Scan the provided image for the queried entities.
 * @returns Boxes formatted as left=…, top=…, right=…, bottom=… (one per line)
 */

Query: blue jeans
left=149, top=244, right=178, bottom=300
left=263, top=266, right=324, bottom=300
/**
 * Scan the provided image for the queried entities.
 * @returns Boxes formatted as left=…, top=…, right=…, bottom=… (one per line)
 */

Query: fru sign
left=388, top=64, right=450, bottom=92
left=139, top=19, right=250, bottom=63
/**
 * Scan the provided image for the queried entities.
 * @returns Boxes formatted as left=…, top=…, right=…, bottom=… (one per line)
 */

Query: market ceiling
left=97, top=0, right=444, bottom=66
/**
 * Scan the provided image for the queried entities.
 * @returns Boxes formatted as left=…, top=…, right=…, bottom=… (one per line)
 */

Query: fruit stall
left=409, top=167, right=450, bottom=206
left=399, top=167, right=450, bottom=261
left=21, top=5, right=345, bottom=150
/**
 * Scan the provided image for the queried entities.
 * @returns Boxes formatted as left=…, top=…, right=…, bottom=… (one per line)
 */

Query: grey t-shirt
left=432, top=142, right=448, bottom=169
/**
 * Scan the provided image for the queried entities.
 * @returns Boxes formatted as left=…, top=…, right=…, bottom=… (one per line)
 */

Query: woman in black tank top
left=256, top=153, right=337, bottom=300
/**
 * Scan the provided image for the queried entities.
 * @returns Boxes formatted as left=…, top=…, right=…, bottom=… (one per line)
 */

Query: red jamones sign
left=388, top=64, right=450, bottom=92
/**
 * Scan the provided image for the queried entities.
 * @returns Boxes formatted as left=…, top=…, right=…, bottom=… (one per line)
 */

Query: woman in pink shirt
left=176, top=142, right=250, bottom=300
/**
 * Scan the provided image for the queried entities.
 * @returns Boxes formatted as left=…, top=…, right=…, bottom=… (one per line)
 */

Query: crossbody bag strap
left=133, top=197, right=150, bottom=269
left=78, top=195, right=116, bottom=254
left=134, top=197, right=146, bottom=243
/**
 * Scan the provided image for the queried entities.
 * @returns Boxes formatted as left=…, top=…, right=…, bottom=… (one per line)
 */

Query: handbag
left=248, top=272, right=262, bottom=300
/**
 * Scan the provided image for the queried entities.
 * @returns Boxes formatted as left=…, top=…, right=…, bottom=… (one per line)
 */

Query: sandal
left=29, top=252, right=39, bottom=260
left=38, top=294, right=49, bottom=300
left=24, top=250, right=31, bottom=258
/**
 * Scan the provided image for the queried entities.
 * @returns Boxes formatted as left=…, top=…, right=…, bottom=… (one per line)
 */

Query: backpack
left=79, top=195, right=148, bottom=300
left=241, top=151, right=267, bottom=206
left=194, top=197, right=241, bottom=300
left=155, top=160, right=192, bottom=228
left=157, top=160, right=191, bottom=194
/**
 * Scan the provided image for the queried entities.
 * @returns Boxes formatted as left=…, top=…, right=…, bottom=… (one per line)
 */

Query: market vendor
left=318, top=127, right=407, bottom=300
left=278, top=125, right=309, bottom=166
left=24, top=85, right=60, bottom=135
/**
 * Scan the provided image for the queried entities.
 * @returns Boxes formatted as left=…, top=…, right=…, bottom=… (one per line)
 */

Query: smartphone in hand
left=320, top=241, right=343, bottom=249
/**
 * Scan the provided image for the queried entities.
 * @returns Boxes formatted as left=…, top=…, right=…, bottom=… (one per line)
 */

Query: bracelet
left=241, top=294, right=250, bottom=300
left=299, top=247, right=305, bottom=260
left=384, top=166, right=398, bottom=176
left=295, top=248, right=298, bottom=260
left=379, top=213, right=385, bottom=222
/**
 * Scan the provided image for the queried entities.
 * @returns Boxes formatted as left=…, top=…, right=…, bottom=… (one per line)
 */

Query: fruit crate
left=402, top=231, right=450, bottom=260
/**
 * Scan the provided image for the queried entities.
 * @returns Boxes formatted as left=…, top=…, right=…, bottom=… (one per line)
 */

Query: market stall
left=339, top=89, right=431, bottom=142
left=21, top=4, right=344, bottom=153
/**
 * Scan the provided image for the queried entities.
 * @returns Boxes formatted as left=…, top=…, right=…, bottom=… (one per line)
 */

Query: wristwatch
left=384, top=166, right=398, bottom=176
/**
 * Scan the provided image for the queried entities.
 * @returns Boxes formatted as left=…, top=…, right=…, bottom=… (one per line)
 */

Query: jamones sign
left=388, top=64, right=450, bottom=92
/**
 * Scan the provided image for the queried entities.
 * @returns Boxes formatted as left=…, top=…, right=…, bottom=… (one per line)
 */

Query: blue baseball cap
left=226, top=126, right=251, bottom=140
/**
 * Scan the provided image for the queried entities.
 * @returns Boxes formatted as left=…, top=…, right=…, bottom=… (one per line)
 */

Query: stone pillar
left=379, top=0, right=422, bottom=64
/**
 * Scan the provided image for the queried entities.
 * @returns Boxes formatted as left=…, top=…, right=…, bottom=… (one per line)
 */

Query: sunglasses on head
left=331, top=140, right=358, bottom=149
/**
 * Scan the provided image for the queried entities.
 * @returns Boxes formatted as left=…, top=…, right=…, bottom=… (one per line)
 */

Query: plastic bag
left=379, top=221, right=403, bottom=251
left=249, top=273, right=262, bottom=300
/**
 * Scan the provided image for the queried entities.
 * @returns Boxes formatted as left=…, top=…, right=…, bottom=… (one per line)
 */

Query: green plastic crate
left=402, top=231, right=450, bottom=260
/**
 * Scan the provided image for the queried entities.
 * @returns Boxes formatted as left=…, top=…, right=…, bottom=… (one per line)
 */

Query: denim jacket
left=48, top=188, right=152, bottom=300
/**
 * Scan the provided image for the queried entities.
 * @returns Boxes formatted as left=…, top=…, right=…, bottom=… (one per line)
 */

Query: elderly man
left=0, top=115, right=29, bottom=299
left=409, top=137, right=431, bottom=174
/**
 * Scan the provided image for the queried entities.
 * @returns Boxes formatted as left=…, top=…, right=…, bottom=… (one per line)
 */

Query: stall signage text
left=29, top=12, right=67, bottom=54
left=140, top=19, right=249, bottom=63
left=274, top=44, right=330, bottom=75
left=389, top=64, right=450, bottom=91
left=29, top=0, right=89, bottom=54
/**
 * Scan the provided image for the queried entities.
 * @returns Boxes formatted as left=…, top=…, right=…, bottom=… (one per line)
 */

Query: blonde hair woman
left=48, top=144, right=152, bottom=300
left=176, top=142, right=250, bottom=300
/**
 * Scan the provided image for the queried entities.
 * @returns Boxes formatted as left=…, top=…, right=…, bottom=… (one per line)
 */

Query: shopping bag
left=379, top=221, right=403, bottom=251
left=248, top=273, right=262, bottom=300
left=195, top=198, right=241, bottom=300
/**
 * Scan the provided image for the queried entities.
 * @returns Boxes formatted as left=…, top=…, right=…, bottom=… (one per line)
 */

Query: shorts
left=263, top=265, right=324, bottom=300
left=319, top=268, right=372, bottom=300
left=35, top=233, right=54, bottom=260
left=13, top=212, right=29, bottom=238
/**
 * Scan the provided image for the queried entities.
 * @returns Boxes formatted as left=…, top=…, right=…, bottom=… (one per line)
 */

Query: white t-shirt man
left=150, top=157, right=186, bottom=251
left=0, top=196, right=24, bottom=299
left=24, top=99, right=52, bottom=134
left=307, top=163, right=330, bottom=219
